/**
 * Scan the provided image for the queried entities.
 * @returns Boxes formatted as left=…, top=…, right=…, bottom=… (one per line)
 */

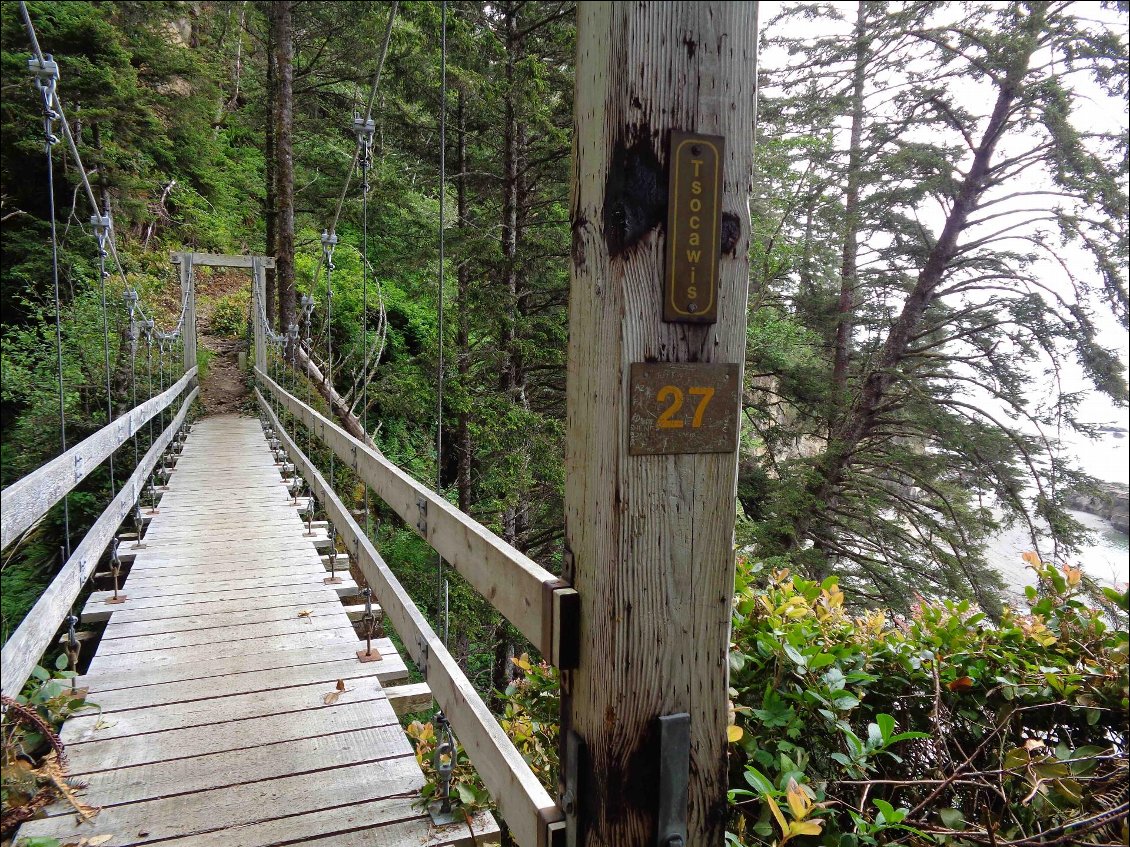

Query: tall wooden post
left=563, top=3, right=757, bottom=845
left=178, top=252, right=197, bottom=373
left=252, top=256, right=267, bottom=373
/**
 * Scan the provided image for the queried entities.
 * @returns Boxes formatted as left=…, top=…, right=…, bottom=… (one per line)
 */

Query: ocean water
left=984, top=425, right=1129, bottom=594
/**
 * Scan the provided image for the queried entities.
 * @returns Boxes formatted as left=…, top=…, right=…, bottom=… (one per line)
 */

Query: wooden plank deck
left=17, top=415, right=497, bottom=847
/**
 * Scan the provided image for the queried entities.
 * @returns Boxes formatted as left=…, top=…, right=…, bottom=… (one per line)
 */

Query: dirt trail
left=194, top=271, right=250, bottom=416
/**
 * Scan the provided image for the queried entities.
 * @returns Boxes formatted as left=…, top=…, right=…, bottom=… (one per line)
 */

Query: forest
left=1, top=2, right=1127, bottom=846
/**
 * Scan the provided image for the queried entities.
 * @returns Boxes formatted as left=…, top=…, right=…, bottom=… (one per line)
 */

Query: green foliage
left=208, top=288, right=250, bottom=340
left=726, top=557, right=1128, bottom=845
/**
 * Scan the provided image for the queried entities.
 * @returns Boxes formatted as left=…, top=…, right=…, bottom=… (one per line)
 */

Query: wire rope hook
left=323, top=523, right=343, bottom=585
left=355, top=587, right=383, bottom=663
left=104, top=537, right=128, bottom=605
left=146, top=475, right=161, bottom=515
left=290, top=474, right=304, bottom=506
left=428, top=710, right=459, bottom=826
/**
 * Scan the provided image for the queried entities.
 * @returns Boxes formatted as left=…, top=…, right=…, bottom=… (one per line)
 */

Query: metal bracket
left=415, top=494, right=428, bottom=535
left=415, top=633, right=430, bottom=676
left=657, top=713, right=690, bottom=847
left=562, top=730, right=585, bottom=847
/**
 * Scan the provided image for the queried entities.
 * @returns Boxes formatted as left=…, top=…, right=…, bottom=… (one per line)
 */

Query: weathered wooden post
left=177, top=252, right=197, bottom=372
left=252, top=256, right=267, bottom=373
left=563, top=3, right=757, bottom=845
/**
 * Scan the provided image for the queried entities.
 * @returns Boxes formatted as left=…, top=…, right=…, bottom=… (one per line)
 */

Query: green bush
left=208, top=289, right=249, bottom=339
left=500, top=559, right=1129, bottom=846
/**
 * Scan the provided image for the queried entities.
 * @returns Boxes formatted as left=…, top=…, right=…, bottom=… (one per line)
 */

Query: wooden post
left=563, top=4, right=757, bottom=845
left=178, top=252, right=197, bottom=372
left=252, top=257, right=267, bottom=373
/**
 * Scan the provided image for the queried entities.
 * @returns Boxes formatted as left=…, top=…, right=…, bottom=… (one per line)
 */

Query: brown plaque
left=629, top=363, right=740, bottom=455
left=664, top=131, right=725, bottom=323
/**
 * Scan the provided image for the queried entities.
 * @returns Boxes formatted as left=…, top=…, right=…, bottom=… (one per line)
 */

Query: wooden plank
left=44, top=724, right=413, bottom=813
left=83, top=579, right=352, bottom=614
left=96, top=568, right=340, bottom=599
left=259, top=392, right=560, bottom=847
left=63, top=676, right=390, bottom=747
left=16, top=757, right=424, bottom=846
left=66, top=698, right=399, bottom=776
left=99, top=609, right=350, bottom=655
left=94, top=609, right=352, bottom=655
left=1, top=387, right=198, bottom=698
left=148, top=798, right=495, bottom=847
left=84, top=634, right=395, bottom=683
left=387, top=682, right=433, bottom=716
left=84, top=589, right=344, bottom=627
left=0, top=368, right=197, bottom=551
left=257, top=372, right=559, bottom=656
left=78, top=653, right=407, bottom=711
left=172, top=251, right=276, bottom=269
left=95, top=600, right=345, bottom=639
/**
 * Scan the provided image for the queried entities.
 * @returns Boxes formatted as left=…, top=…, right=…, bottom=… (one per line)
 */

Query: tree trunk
left=270, top=0, right=295, bottom=332
left=829, top=1, right=868, bottom=422
left=565, top=4, right=758, bottom=844
left=294, top=346, right=381, bottom=452
left=264, top=20, right=277, bottom=329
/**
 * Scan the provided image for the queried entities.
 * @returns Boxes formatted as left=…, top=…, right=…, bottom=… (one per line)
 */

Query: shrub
left=500, top=559, right=1129, bottom=846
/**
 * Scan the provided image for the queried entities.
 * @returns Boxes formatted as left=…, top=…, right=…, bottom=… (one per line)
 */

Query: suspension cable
left=21, top=2, right=190, bottom=346
left=436, top=0, right=449, bottom=648
left=357, top=115, right=375, bottom=536
left=322, top=230, right=338, bottom=492
left=92, top=209, right=116, bottom=497
left=28, top=46, right=71, bottom=556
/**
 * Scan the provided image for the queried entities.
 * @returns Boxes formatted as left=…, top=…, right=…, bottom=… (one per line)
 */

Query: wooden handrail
left=257, top=390, right=564, bottom=847
left=1, top=367, right=198, bottom=552
left=256, top=368, right=578, bottom=668
left=1, top=386, right=198, bottom=698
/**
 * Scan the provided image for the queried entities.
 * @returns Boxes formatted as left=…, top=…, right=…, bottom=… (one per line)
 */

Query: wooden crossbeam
left=171, top=252, right=276, bottom=269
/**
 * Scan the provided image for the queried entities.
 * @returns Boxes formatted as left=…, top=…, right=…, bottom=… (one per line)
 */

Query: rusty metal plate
left=664, top=131, right=725, bottom=324
left=629, top=363, right=741, bottom=455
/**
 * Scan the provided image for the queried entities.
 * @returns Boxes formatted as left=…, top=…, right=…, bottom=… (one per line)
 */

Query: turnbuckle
left=324, top=524, right=342, bottom=585
left=356, top=587, right=382, bottom=663
left=105, top=537, right=127, bottom=604
left=429, top=711, right=458, bottom=825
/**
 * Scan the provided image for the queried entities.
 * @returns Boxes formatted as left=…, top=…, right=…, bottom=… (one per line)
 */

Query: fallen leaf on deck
left=323, top=679, right=350, bottom=705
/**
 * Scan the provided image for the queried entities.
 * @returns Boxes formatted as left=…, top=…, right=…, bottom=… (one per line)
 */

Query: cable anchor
left=91, top=210, right=111, bottom=258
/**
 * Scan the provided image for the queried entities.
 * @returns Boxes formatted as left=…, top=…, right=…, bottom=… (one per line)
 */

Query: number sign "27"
left=629, top=363, right=740, bottom=455
left=656, top=385, right=715, bottom=429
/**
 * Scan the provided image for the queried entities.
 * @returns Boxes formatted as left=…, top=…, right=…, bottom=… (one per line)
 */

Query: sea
left=983, top=420, right=1129, bottom=595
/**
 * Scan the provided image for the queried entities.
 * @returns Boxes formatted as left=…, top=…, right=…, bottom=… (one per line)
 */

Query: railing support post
left=563, top=4, right=758, bottom=845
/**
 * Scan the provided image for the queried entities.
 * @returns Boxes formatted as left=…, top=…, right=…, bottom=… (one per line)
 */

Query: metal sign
left=664, top=131, right=725, bottom=323
left=629, top=362, right=740, bottom=455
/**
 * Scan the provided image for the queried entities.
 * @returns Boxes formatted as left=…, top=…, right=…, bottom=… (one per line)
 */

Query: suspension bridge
left=3, top=2, right=758, bottom=845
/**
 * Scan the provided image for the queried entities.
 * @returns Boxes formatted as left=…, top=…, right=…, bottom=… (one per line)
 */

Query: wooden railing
left=1, top=367, right=197, bottom=551
left=255, top=376, right=569, bottom=847
left=255, top=368, right=579, bottom=668
left=1, top=380, right=198, bottom=697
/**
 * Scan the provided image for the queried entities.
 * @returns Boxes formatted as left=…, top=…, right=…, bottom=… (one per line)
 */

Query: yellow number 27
left=656, top=385, right=715, bottom=429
